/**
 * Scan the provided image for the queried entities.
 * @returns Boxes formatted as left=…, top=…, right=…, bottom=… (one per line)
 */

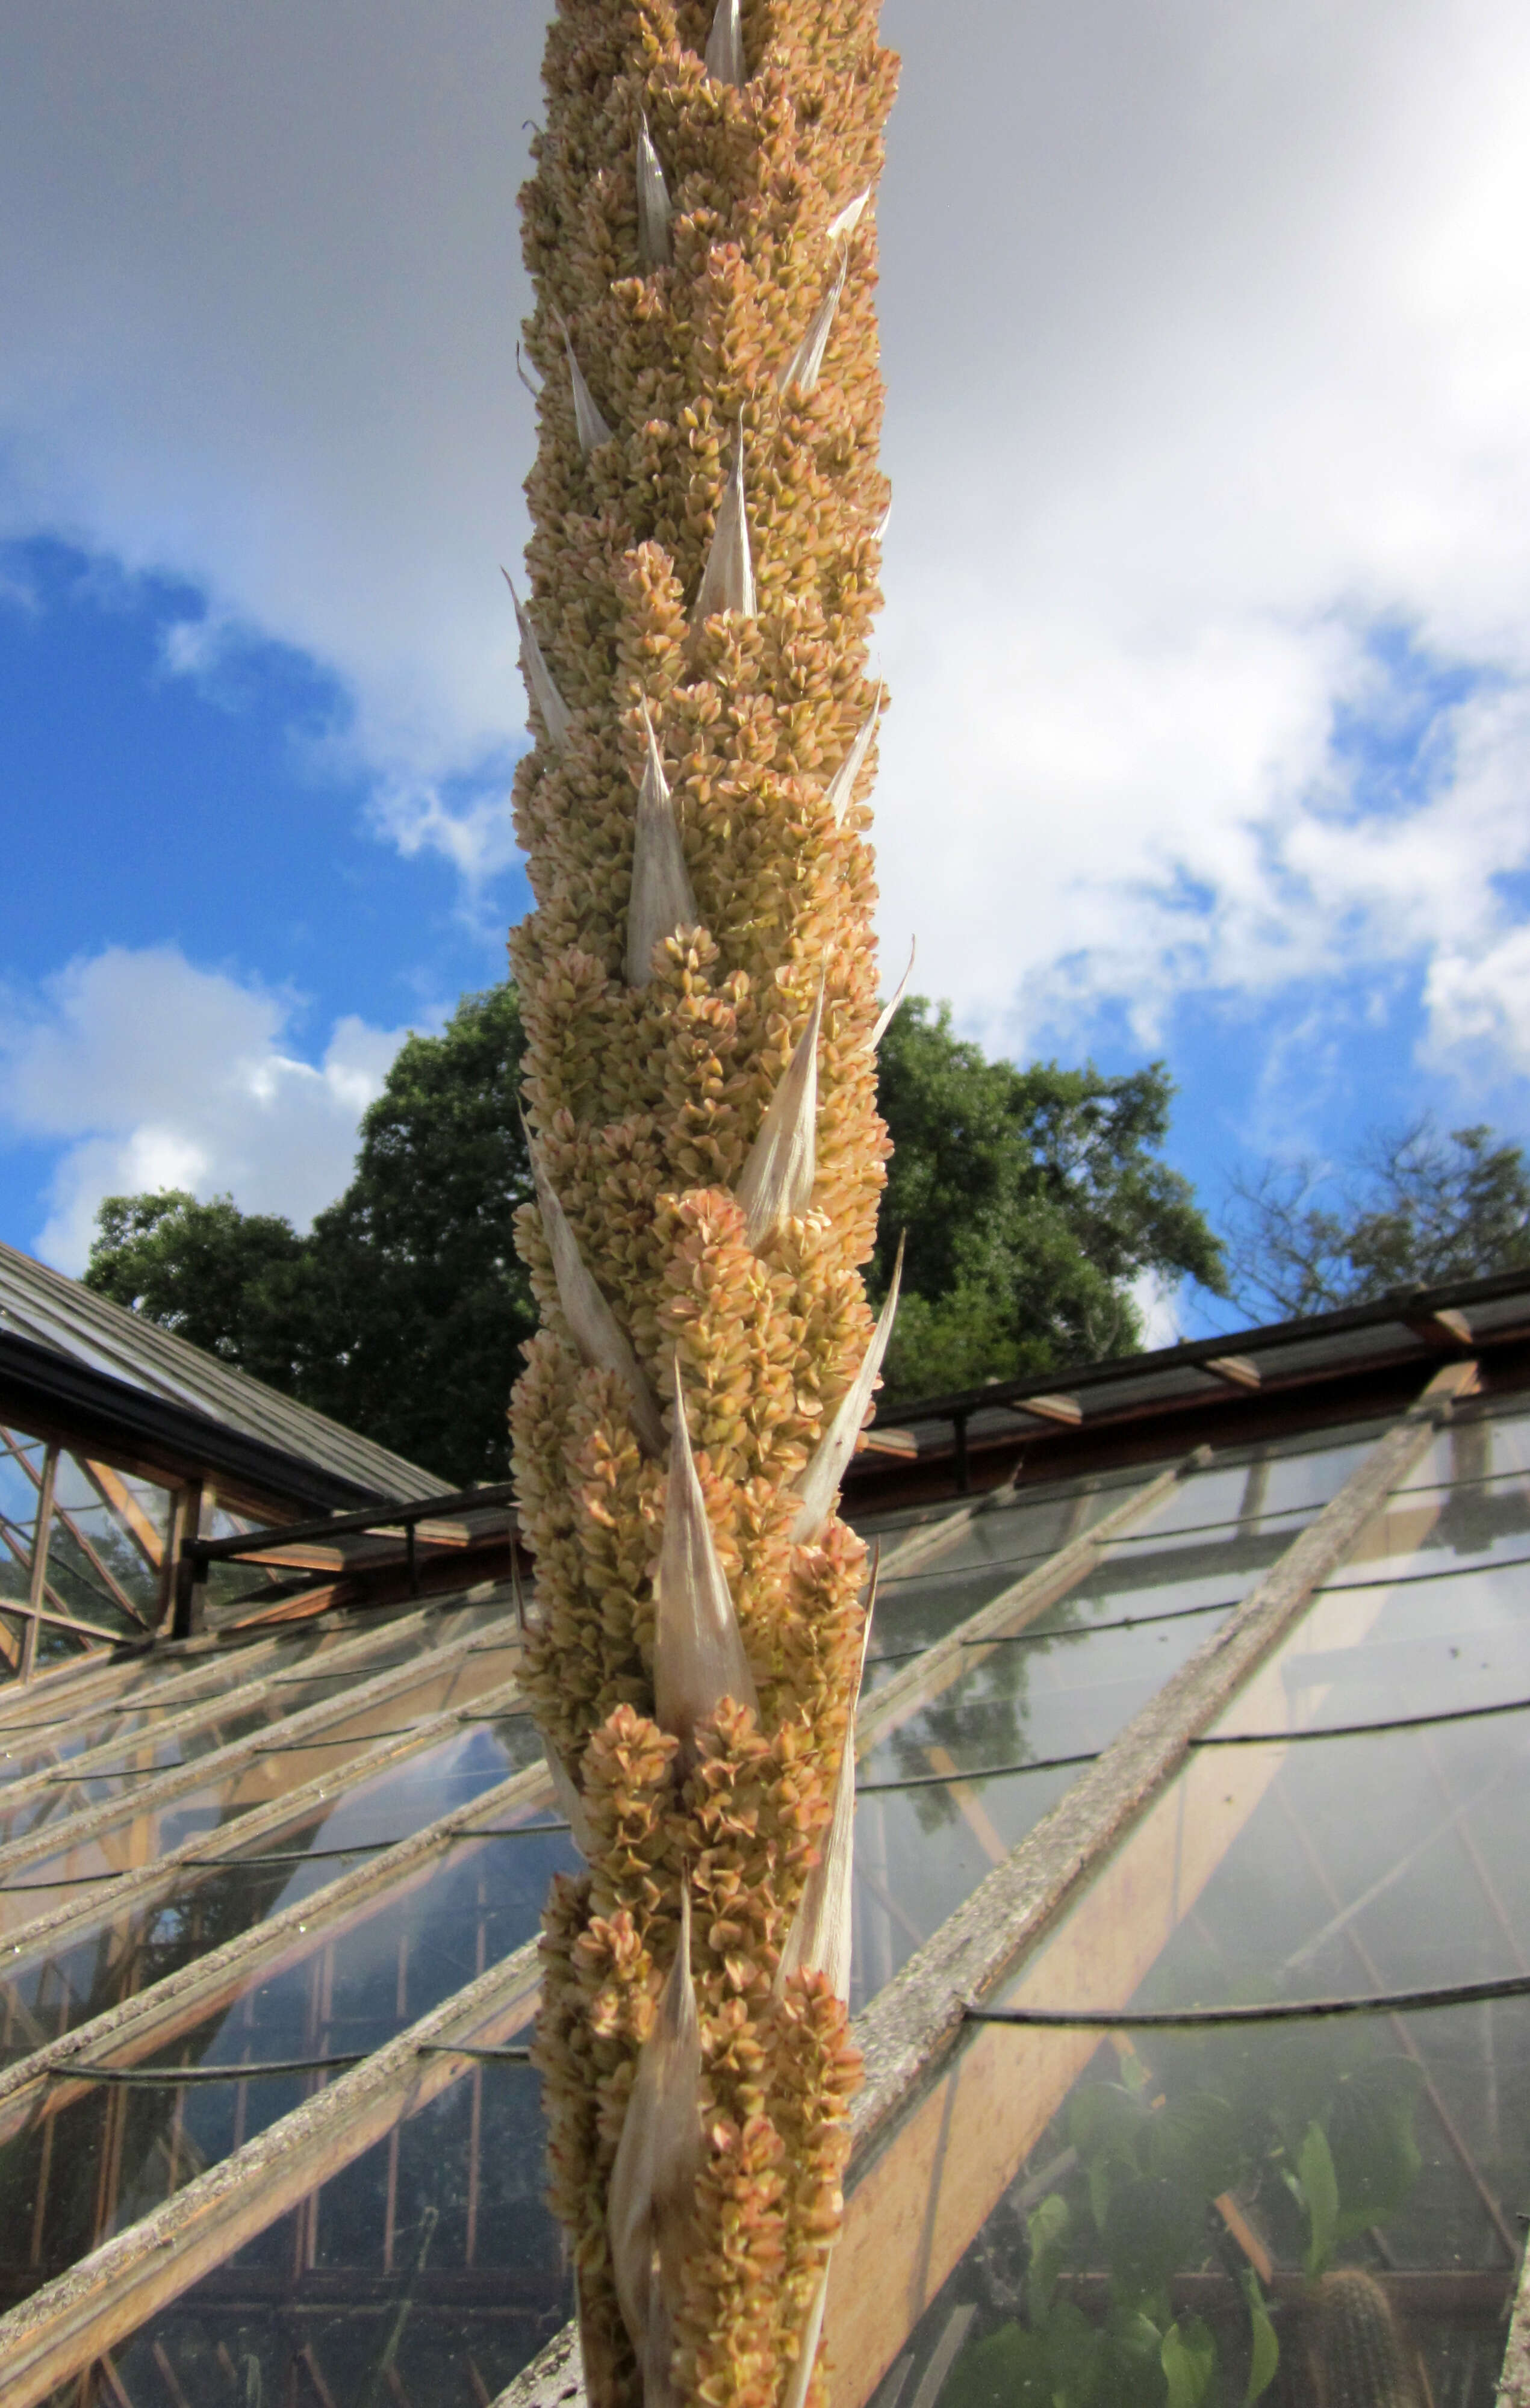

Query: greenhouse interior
left=0, top=1237, right=1529, bottom=2404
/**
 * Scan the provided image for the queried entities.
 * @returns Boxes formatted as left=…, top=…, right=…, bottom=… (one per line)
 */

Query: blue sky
left=4, top=0, right=1530, bottom=1344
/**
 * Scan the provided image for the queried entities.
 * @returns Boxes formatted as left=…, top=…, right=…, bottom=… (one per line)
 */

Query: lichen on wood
left=509, top=4, right=898, bottom=2400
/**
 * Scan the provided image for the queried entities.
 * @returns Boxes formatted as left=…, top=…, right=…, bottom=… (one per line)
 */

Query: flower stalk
left=511, top=4, right=898, bottom=2399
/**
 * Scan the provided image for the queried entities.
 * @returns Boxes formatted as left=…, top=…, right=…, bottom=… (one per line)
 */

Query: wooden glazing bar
left=0, top=1926, right=545, bottom=2407
left=0, top=1590, right=505, bottom=1823
left=0, top=1654, right=540, bottom=1976
left=853, top=1449, right=1206, bottom=1763
left=0, top=1595, right=526, bottom=1884
left=0, top=1436, right=148, bottom=1630
left=494, top=1362, right=1477, bottom=2408
left=19, top=1448, right=60, bottom=1683
left=0, top=1757, right=556, bottom=2146
left=77, top=1463, right=166, bottom=1572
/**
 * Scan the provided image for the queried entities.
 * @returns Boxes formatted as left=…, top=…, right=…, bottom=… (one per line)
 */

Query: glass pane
left=0, top=1824, right=577, bottom=2289
left=845, top=1434, right=1376, bottom=2011
left=879, top=1450, right=1530, bottom=2408
left=0, top=1725, right=550, bottom=2050
left=34, top=2062, right=569, bottom=2407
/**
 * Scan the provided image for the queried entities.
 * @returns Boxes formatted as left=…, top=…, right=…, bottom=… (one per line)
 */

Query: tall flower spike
left=608, top=1887, right=705, bottom=2395
left=826, top=187, right=872, bottom=242
left=558, top=315, right=613, bottom=454
left=625, top=701, right=699, bottom=989
left=636, top=114, right=673, bottom=270
left=653, top=1355, right=759, bottom=1766
left=824, top=682, right=882, bottom=824
left=694, top=421, right=756, bottom=620
left=868, top=936, right=916, bottom=1054
left=735, top=981, right=824, bottom=1250
left=704, top=0, right=746, bottom=86
left=776, top=1556, right=875, bottom=2004
left=501, top=569, right=571, bottom=754
left=777, top=252, right=848, bottom=399
left=791, top=1233, right=904, bottom=1543
left=525, top=1128, right=665, bottom=1457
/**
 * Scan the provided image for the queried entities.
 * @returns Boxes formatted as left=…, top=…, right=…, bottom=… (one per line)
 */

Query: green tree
left=871, top=1000, right=1225, bottom=1398
left=84, top=1192, right=306, bottom=1392
left=84, top=984, right=1223, bottom=1468
left=1223, top=1119, right=1530, bottom=1322
left=84, top=986, right=538, bottom=1487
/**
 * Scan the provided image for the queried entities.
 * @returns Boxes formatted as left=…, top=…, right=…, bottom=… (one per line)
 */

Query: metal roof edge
left=0, top=1328, right=408, bottom=1516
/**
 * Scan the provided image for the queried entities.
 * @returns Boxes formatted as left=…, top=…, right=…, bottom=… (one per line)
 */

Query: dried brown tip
left=501, top=568, right=571, bottom=754
left=636, top=114, right=673, bottom=270
left=868, top=937, right=916, bottom=1054
left=704, top=0, right=746, bottom=85
left=778, top=251, right=848, bottom=400
left=791, top=1233, right=904, bottom=1542
left=526, top=1127, right=665, bottom=1457
left=695, top=420, right=757, bottom=620
left=824, top=682, right=882, bottom=825
left=736, top=981, right=824, bottom=1250
left=626, top=701, right=699, bottom=989
left=607, top=1887, right=704, bottom=2389
left=653, top=1354, right=759, bottom=1766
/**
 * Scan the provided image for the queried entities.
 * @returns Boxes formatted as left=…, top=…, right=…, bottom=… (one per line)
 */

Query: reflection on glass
left=882, top=1465, right=1530, bottom=2408
left=846, top=1432, right=1381, bottom=2012
left=25, top=2064, right=568, bottom=2406
left=0, top=1822, right=576, bottom=2294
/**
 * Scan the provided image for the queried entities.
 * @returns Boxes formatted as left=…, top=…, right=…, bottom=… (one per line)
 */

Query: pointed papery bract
left=776, top=1564, right=872, bottom=2006
left=527, top=1135, right=665, bottom=1458
left=826, top=187, right=872, bottom=242
left=777, top=253, right=848, bottom=399
left=824, top=683, right=882, bottom=825
left=608, top=1888, right=704, bottom=2378
left=704, top=0, right=745, bottom=85
left=781, top=2258, right=832, bottom=2408
left=654, top=1358, right=759, bottom=1764
left=546, top=1748, right=594, bottom=1858
left=502, top=569, right=571, bottom=755
left=694, top=426, right=756, bottom=620
left=515, top=343, right=541, bottom=399
left=636, top=114, right=673, bottom=270
left=791, top=1235, right=904, bottom=1544
left=868, top=937, right=916, bottom=1054
left=874, top=496, right=893, bottom=545
left=625, top=705, right=698, bottom=989
left=561, top=324, right=612, bottom=454
left=735, top=985, right=824, bottom=1250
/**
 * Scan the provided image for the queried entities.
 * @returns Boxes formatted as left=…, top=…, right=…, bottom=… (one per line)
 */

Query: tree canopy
left=84, top=982, right=1227, bottom=1479
left=871, top=999, right=1225, bottom=1396
left=1222, top=1119, right=1530, bottom=1322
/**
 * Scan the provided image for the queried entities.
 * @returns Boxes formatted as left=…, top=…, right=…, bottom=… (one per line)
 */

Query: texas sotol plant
left=508, top=1, right=899, bottom=2401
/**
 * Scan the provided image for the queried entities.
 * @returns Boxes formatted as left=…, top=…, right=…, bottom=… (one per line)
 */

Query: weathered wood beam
left=1005, top=1393, right=1083, bottom=1427
left=0, top=1598, right=524, bottom=1884
left=1202, top=1354, right=1261, bottom=1391
left=0, top=1756, right=554, bottom=2149
left=854, top=1450, right=1205, bottom=1762
left=492, top=1361, right=1476, bottom=2408
left=0, top=1930, right=544, bottom=2408
left=1404, top=1305, right=1474, bottom=1351
left=0, top=1652, right=538, bottom=1974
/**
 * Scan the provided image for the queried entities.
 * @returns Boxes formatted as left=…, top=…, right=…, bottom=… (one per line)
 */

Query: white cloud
left=3, top=0, right=1530, bottom=1100
left=0, top=946, right=408, bottom=1271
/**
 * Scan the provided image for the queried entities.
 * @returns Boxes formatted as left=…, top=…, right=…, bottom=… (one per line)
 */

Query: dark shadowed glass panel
left=35, top=2063, right=569, bottom=2407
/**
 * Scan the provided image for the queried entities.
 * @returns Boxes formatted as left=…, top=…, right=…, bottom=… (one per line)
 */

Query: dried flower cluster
left=508, top=2, right=898, bottom=2400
